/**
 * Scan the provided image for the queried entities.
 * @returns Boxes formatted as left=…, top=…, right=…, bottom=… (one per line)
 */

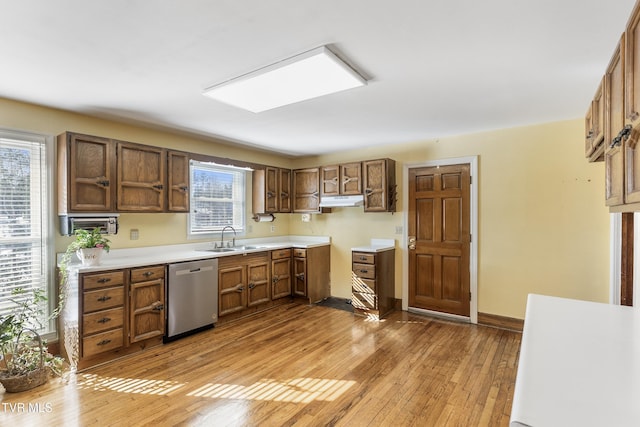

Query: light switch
left=130, top=229, right=139, bottom=240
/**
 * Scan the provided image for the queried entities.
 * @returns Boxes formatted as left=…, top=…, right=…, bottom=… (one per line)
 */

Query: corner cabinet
left=253, top=167, right=291, bottom=214
left=363, top=159, right=397, bottom=212
left=60, top=265, right=165, bottom=371
left=57, top=132, right=116, bottom=213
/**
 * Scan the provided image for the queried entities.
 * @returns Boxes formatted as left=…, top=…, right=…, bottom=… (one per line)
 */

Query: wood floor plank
left=0, top=303, right=521, bottom=426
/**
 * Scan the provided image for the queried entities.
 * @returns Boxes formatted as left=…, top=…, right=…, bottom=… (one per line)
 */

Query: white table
left=511, top=294, right=640, bottom=426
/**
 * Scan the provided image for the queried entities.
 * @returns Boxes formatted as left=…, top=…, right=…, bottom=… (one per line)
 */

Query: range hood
left=319, top=194, right=364, bottom=207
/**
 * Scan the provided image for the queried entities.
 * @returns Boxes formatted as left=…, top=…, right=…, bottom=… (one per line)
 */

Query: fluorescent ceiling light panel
left=203, top=46, right=366, bottom=113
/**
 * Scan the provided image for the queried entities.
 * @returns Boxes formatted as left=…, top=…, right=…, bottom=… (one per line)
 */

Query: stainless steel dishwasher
left=165, top=258, right=218, bottom=342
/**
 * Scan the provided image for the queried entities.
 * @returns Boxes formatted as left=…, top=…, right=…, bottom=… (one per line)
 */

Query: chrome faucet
left=219, top=225, right=237, bottom=248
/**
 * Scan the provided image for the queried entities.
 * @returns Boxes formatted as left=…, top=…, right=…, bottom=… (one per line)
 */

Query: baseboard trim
left=478, top=312, right=523, bottom=332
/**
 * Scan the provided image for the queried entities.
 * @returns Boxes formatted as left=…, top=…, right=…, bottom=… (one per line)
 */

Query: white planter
left=77, top=248, right=103, bottom=266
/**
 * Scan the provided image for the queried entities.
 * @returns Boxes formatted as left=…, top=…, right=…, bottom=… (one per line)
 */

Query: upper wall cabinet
left=57, top=132, right=117, bottom=213
left=117, top=142, right=166, bottom=212
left=585, top=78, right=605, bottom=162
left=253, top=167, right=291, bottom=214
left=362, top=159, right=397, bottom=212
left=293, top=168, right=322, bottom=213
left=604, top=35, right=626, bottom=207
left=58, top=132, right=190, bottom=214
left=167, top=150, right=190, bottom=212
left=320, top=162, right=362, bottom=196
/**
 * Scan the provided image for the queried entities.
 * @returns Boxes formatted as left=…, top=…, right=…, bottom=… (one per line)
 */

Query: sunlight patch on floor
left=187, top=378, right=356, bottom=403
left=77, top=373, right=184, bottom=395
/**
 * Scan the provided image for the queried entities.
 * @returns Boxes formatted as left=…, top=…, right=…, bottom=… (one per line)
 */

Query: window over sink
left=188, top=160, right=247, bottom=238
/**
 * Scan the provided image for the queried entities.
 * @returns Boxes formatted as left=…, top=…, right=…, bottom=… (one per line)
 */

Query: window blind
left=189, top=161, right=246, bottom=235
left=0, top=135, right=49, bottom=332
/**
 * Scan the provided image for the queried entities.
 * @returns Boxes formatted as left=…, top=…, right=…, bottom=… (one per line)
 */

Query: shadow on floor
left=314, top=297, right=354, bottom=313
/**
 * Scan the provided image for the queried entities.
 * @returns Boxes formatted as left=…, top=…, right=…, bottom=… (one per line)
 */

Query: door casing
left=402, top=156, right=478, bottom=324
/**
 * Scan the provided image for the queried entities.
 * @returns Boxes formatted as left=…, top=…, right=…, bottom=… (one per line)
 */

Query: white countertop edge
left=351, top=238, right=395, bottom=253
left=59, top=235, right=330, bottom=273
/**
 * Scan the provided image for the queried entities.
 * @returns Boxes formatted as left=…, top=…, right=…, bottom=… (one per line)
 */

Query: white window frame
left=0, top=129, right=55, bottom=339
left=188, top=160, right=248, bottom=239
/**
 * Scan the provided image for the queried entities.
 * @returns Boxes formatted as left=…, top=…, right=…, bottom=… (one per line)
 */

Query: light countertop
left=61, top=235, right=330, bottom=273
left=351, top=238, right=395, bottom=253
left=510, top=294, right=640, bottom=426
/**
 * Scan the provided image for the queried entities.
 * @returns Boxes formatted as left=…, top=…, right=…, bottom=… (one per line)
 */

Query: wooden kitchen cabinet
left=292, top=245, right=331, bottom=304
left=321, top=162, right=362, bottom=196
left=605, top=35, right=626, bottom=207
left=253, top=167, right=292, bottom=214
left=129, top=265, right=165, bottom=343
left=362, top=159, right=397, bottom=212
left=271, top=248, right=292, bottom=299
left=585, top=79, right=605, bottom=162
left=218, top=252, right=270, bottom=316
left=293, top=168, right=323, bottom=213
left=57, top=132, right=116, bottom=213
left=167, top=150, right=190, bottom=212
left=351, top=249, right=395, bottom=319
left=61, top=266, right=165, bottom=371
left=117, top=141, right=166, bottom=211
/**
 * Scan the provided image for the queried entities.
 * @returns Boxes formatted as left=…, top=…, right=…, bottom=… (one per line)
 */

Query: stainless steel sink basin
left=243, top=245, right=267, bottom=250
left=204, top=248, right=237, bottom=253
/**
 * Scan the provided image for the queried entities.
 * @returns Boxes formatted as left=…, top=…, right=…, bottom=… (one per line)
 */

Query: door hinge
left=469, top=292, right=472, bottom=301
left=470, top=176, right=472, bottom=185
left=470, top=234, right=472, bottom=243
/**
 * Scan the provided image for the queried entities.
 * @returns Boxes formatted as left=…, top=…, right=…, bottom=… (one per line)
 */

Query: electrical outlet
left=130, top=229, right=139, bottom=240
left=301, top=213, right=311, bottom=223
left=270, top=225, right=276, bottom=232
left=395, top=226, right=403, bottom=235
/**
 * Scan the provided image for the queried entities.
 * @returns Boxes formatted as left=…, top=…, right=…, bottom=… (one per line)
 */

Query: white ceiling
left=1, top=0, right=637, bottom=156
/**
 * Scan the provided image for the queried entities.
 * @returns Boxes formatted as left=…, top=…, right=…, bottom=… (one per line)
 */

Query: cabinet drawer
left=352, top=292, right=378, bottom=310
left=83, top=308, right=124, bottom=336
left=131, top=265, right=165, bottom=283
left=272, top=248, right=292, bottom=260
left=293, top=248, right=306, bottom=258
left=82, top=328, right=124, bottom=358
left=83, top=287, right=124, bottom=313
left=352, top=277, right=376, bottom=294
left=353, top=263, right=376, bottom=279
left=83, top=271, right=125, bottom=290
left=352, top=253, right=375, bottom=264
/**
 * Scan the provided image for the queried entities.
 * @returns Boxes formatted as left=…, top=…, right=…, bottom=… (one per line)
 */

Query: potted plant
left=0, top=288, right=66, bottom=392
left=65, top=228, right=111, bottom=267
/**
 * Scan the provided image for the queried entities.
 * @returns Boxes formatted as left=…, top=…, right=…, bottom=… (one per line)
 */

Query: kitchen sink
left=204, top=248, right=237, bottom=253
left=201, top=245, right=268, bottom=253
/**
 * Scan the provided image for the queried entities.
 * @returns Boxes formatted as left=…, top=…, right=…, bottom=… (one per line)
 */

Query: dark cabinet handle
left=152, top=303, right=164, bottom=311
left=97, top=296, right=112, bottom=302
left=97, top=278, right=111, bottom=283
left=272, top=276, right=279, bottom=283
left=97, top=317, right=111, bottom=324
left=267, top=191, right=274, bottom=198
left=143, top=271, right=154, bottom=277
left=359, top=270, right=369, bottom=274
left=248, top=283, right=255, bottom=289
left=96, top=180, right=110, bottom=187
left=152, top=184, right=164, bottom=190
left=359, top=256, right=367, bottom=261
left=179, top=186, right=188, bottom=192
left=97, top=339, right=112, bottom=346
left=281, top=192, right=288, bottom=197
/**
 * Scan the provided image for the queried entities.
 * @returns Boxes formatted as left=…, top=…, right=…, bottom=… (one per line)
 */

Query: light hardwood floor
left=0, top=303, right=521, bottom=426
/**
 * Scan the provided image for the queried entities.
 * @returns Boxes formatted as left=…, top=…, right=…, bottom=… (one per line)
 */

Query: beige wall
left=1, top=97, right=610, bottom=320
left=292, top=119, right=610, bottom=319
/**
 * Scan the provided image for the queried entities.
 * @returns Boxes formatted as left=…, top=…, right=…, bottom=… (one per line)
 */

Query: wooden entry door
left=408, top=164, right=471, bottom=316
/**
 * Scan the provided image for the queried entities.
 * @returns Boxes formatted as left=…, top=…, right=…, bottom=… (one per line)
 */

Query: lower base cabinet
left=293, top=246, right=331, bottom=304
left=218, top=252, right=270, bottom=316
left=352, top=249, right=395, bottom=319
left=61, top=265, right=166, bottom=371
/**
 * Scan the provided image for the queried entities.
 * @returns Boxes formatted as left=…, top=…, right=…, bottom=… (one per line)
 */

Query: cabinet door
left=278, top=168, right=292, bottom=213
left=293, top=168, right=321, bottom=212
left=605, top=36, right=626, bottom=207
left=167, top=151, right=189, bottom=212
left=341, top=162, right=362, bottom=195
left=129, top=275, right=165, bottom=343
left=627, top=3, right=640, bottom=129
left=247, top=261, right=270, bottom=306
left=321, top=165, right=340, bottom=196
left=62, top=133, right=116, bottom=212
left=271, top=257, right=292, bottom=299
left=293, top=256, right=307, bottom=297
left=219, top=265, right=246, bottom=316
left=585, top=101, right=595, bottom=158
left=117, top=142, right=166, bottom=211
left=363, top=159, right=396, bottom=212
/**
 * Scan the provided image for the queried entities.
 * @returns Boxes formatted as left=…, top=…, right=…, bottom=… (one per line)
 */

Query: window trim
left=187, top=160, right=249, bottom=240
left=0, top=128, right=55, bottom=339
